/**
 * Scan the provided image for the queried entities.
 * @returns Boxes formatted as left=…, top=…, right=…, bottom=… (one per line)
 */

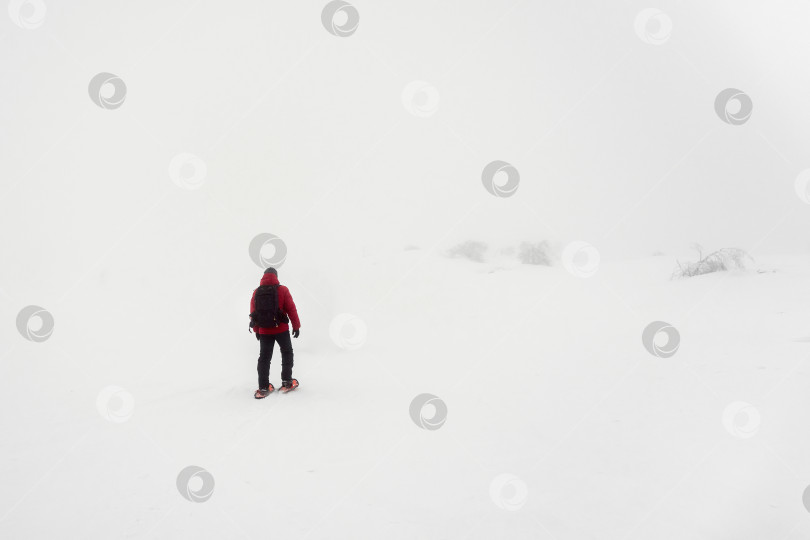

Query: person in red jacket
left=249, top=267, right=301, bottom=398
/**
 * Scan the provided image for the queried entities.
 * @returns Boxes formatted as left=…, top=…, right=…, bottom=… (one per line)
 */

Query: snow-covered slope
left=2, top=250, right=810, bottom=539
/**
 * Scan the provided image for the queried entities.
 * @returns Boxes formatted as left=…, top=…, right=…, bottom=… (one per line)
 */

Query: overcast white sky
left=3, top=0, right=810, bottom=293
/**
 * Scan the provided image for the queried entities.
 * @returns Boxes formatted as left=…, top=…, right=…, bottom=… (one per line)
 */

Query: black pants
left=257, top=331, right=294, bottom=389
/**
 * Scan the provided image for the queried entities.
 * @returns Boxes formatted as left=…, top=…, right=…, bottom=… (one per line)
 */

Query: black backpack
left=250, top=285, right=289, bottom=328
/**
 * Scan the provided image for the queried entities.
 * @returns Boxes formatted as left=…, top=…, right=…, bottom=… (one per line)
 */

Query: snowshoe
left=254, top=383, right=275, bottom=399
left=279, top=379, right=299, bottom=393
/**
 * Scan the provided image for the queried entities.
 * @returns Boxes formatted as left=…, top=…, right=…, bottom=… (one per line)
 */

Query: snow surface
left=2, top=251, right=810, bottom=539
left=5, top=1, right=810, bottom=537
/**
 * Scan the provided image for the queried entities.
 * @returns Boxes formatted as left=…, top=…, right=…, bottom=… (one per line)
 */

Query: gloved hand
left=292, top=329, right=300, bottom=338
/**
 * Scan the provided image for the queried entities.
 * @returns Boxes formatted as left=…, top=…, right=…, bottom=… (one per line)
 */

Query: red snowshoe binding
left=254, top=383, right=275, bottom=399
left=279, top=379, right=299, bottom=393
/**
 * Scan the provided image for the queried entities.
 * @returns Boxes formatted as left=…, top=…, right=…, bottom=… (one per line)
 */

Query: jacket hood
left=260, top=272, right=280, bottom=286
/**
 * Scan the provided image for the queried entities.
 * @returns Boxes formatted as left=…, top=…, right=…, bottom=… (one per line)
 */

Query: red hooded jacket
left=250, top=272, right=301, bottom=335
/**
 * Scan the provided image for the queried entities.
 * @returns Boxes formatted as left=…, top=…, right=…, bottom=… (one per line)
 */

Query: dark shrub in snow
left=517, top=241, right=552, bottom=266
left=673, top=246, right=754, bottom=278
